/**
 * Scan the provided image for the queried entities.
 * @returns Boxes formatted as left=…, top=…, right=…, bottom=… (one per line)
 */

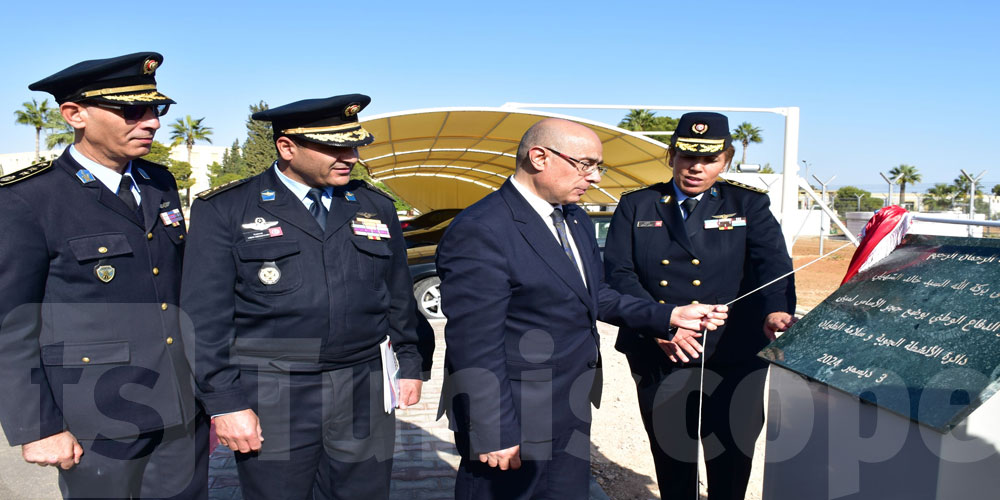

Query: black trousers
left=234, top=358, right=395, bottom=500
left=627, top=351, right=767, bottom=500
left=58, top=411, right=209, bottom=499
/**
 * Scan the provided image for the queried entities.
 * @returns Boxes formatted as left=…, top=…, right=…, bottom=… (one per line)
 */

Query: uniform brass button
left=178, top=234, right=184, bottom=240
left=691, top=259, right=700, bottom=266
left=659, top=280, right=668, bottom=287
left=152, top=267, right=160, bottom=276
left=658, top=300, right=665, bottom=304
left=81, top=357, right=90, bottom=363
left=98, top=246, right=108, bottom=254
left=692, top=280, right=701, bottom=286
left=166, top=337, right=174, bottom=345
left=161, top=303, right=168, bottom=311
left=147, top=232, right=154, bottom=240
left=691, top=300, right=700, bottom=304
left=661, top=259, right=670, bottom=265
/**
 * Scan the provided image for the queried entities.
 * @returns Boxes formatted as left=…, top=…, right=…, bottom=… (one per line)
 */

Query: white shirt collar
left=509, top=175, right=562, bottom=220
left=273, top=163, right=330, bottom=209
left=69, top=145, right=135, bottom=194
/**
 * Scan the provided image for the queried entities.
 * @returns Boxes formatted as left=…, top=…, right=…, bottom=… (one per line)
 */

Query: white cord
left=694, top=240, right=855, bottom=499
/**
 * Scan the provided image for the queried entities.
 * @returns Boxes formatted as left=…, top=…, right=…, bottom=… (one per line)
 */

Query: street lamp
left=879, top=172, right=894, bottom=207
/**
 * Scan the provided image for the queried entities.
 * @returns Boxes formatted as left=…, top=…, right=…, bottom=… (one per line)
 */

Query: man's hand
left=657, top=328, right=703, bottom=363
left=398, top=379, right=423, bottom=409
left=479, top=444, right=521, bottom=470
left=22, top=430, right=83, bottom=470
left=764, top=311, right=798, bottom=341
left=213, top=409, right=263, bottom=453
left=670, top=304, right=728, bottom=331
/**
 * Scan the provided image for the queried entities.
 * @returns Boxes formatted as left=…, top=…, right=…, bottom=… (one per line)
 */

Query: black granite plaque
left=760, top=234, right=1000, bottom=431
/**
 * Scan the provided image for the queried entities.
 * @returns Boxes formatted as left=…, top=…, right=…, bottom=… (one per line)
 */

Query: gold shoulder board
left=196, top=177, right=251, bottom=200
left=0, top=160, right=53, bottom=187
left=722, top=178, right=768, bottom=194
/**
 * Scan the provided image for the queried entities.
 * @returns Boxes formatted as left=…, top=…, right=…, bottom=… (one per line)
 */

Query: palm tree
left=45, top=108, right=75, bottom=150
left=618, top=109, right=658, bottom=131
left=731, top=122, right=763, bottom=165
left=14, top=98, right=58, bottom=160
left=888, top=164, right=922, bottom=206
left=926, top=183, right=958, bottom=211
left=169, top=116, right=213, bottom=205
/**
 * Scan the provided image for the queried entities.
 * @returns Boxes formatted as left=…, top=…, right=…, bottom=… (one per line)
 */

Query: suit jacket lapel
left=564, top=205, right=600, bottom=318
left=686, top=183, right=724, bottom=239
left=326, top=188, right=359, bottom=240
left=500, top=182, right=591, bottom=307
left=258, top=168, right=325, bottom=241
left=133, top=170, right=164, bottom=233
left=656, top=183, right=696, bottom=256
left=58, top=155, right=143, bottom=228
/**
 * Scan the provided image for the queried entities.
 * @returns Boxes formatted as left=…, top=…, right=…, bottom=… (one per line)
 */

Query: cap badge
left=692, top=123, right=708, bottom=135
left=344, top=103, right=361, bottom=117
left=142, top=58, right=159, bottom=75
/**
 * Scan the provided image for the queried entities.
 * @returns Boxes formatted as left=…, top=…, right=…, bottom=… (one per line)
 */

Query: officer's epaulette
left=722, top=178, right=768, bottom=194
left=621, top=182, right=668, bottom=197
left=0, top=160, right=53, bottom=187
left=361, top=181, right=396, bottom=202
left=197, top=177, right=251, bottom=200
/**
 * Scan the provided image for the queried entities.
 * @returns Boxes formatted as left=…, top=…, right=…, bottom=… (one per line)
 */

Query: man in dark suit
left=0, top=52, right=207, bottom=498
left=604, top=112, right=797, bottom=499
left=437, top=118, right=728, bottom=499
left=180, top=95, right=425, bottom=500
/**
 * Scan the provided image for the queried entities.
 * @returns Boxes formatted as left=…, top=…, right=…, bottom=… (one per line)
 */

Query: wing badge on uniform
left=242, top=217, right=280, bottom=231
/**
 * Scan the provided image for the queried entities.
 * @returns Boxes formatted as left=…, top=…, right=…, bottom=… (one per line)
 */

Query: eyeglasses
left=92, top=103, right=170, bottom=121
left=542, top=147, right=608, bottom=176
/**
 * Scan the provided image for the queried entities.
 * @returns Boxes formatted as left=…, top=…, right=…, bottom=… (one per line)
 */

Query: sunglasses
left=92, top=102, right=170, bottom=121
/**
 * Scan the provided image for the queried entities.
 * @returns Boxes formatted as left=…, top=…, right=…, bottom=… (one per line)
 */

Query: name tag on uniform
left=159, top=208, right=184, bottom=227
left=636, top=220, right=663, bottom=228
left=704, top=217, right=746, bottom=230
left=352, top=217, right=391, bottom=240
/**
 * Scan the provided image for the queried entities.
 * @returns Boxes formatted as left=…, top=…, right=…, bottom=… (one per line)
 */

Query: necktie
left=681, top=197, right=699, bottom=220
left=117, top=174, right=143, bottom=224
left=550, top=208, right=578, bottom=268
left=307, top=188, right=328, bottom=231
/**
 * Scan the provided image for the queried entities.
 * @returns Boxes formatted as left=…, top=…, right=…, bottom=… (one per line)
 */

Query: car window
left=592, top=217, right=611, bottom=247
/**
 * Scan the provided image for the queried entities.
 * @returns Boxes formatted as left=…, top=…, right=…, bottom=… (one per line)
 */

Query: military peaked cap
left=253, top=94, right=375, bottom=148
left=29, top=51, right=174, bottom=105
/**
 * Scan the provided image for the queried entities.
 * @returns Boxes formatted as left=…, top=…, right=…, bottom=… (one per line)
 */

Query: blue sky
left=3, top=0, right=998, bottom=190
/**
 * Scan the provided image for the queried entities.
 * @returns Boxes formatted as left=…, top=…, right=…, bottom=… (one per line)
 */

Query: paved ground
left=0, top=319, right=608, bottom=499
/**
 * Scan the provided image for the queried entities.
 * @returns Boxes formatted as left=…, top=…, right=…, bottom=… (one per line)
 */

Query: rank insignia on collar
left=344, top=191, right=357, bottom=202
left=660, top=195, right=672, bottom=204
left=94, top=264, right=115, bottom=283
left=75, top=169, right=97, bottom=184
left=260, top=190, right=276, bottom=202
left=352, top=217, right=391, bottom=240
left=710, top=186, right=719, bottom=197
left=136, top=167, right=150, bottom=180
left=258, top=262, right=281, bottom=285
left=242, top=217, right=280, bottom=231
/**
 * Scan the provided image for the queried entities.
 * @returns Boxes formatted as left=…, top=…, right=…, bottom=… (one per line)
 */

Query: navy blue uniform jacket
left=604, top=180, right=795, bottom=363
left=437, top=180, right=675, bottom=455
left=0, top=151, right=196, bottom=445
left=180, top=168, right=420, bottom=416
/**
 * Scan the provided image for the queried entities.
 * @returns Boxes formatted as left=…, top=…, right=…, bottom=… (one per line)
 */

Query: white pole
left=780, top=108, right=801, bottom=254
